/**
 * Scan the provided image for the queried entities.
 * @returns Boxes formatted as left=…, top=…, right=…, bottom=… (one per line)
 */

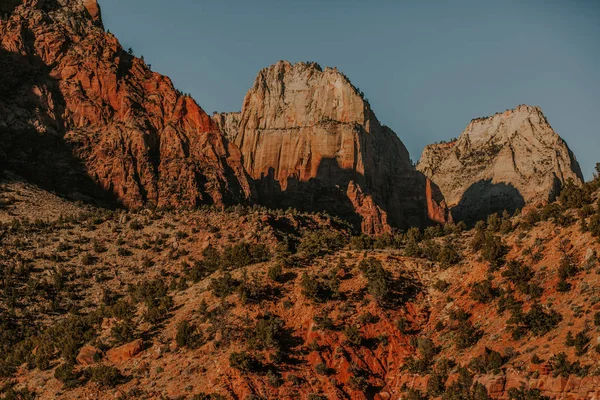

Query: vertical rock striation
left=216, top=61, right=448, bottom=234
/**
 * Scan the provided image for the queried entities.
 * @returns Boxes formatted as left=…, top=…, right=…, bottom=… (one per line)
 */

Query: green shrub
left=507, top=384, right=550, bottom=400
left=267, top=264, right=283, bottom=282
left=209, top=271, right=238, bottom=298
left=470, top=278, right=499, bottom=304
left=548, top=352, right=589, bottom=378
left=300, top=272, right=338, bottom=303
left=344, top=325, right=362, bottom=347
left=468, top=347, right=506, bottom=374
left=297, top=230, right=347, bottom=259
left=54, top=363, right=82, bottom=388
left=437, top=242, right=461, bottom=268
left=508, top=303, right=562, bottom=339
left=228, top=351, right=260, bottom=372
left=85, top=365, right=123, bottom=387
left=247, top=313, right=285, bottom=351
left=358, top=257, right=393, bottom=306
left=349, top=234, right=374, bottom=250
left=175, top=320, right=203, bottom=349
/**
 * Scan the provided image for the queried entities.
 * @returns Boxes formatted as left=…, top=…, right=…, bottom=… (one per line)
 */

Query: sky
left=100, top=0, right=600, bottom=179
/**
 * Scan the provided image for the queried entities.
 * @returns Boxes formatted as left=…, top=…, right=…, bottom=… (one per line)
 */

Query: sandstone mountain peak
left=215, top=61, right=448, bottom=234
left=417, top=104, right=583, bottom=224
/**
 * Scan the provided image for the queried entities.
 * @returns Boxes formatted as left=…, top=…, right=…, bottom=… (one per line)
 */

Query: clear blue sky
left=100, top=0, right=600, bottom=179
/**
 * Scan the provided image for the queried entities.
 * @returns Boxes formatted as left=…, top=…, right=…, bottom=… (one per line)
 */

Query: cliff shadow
left=451, top=179, right=525, bottom=227
left=0, top=47, right=121, bottom=208
left=253, top=159, right=364, bottom=232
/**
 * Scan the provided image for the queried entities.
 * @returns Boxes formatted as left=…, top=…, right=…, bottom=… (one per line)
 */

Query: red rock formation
left=215, top=61, right=448, bottom=234
left=0, top=0, right=251, bottom=208
left=106, top=339, right=144, bottom=364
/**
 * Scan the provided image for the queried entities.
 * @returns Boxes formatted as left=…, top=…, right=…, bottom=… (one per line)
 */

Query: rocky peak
left=0, top=0, right=251, bottom=208
left=417, top=104, right=583, bottom=225
left=221, top=60, right=447, bottom=234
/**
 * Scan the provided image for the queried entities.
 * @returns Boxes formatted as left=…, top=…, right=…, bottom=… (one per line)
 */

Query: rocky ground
left=1, top=174, right=600, bottom=399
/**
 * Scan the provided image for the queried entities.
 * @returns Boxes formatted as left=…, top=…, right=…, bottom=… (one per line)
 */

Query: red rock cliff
left=0, top=0, right=251, bottom=208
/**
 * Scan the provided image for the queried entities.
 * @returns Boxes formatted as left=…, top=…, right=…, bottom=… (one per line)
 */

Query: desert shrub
left=229, top=351, right=260, bottom=372
left=176, top=320, right=203, bottom=349
left=300, top=272, right=338, bottom=303
left=129, top=279, right=173, bottom=323
left=349, top=234, right=374, bottom=250
left=267, top=264, right=283, bottom=282
left=470, top=278, right=499, bottom=304
left=481, top=233, right=507, bottom=269
left=497, top=292, right=523, bottom=315
left=559, top=179, right=592, bottom=209
left=594, top=312, right=600, bottom=327
left=442, top=366, right=490, bottom=400
left=548, top=352, right=589, bottom=378
left=373, top=232, right=403, bottom=249
left=508, top=303, right=562, bottom=339
left=358, top=257, right=393, bottom=306
left=221, top=242, right=271, bottom=269
left=192, top=394, right=228, bottom=400
left=297, top=230, right=347, bottom=259
left=209, top=271, right=238, bottom=298
left=312, top=312, right=335, bottom=331
left=405, top=389, right=427, bottom=400
left=110, top=319, right=136, bottom=345
left=188, top=243, right=270, bottom=282
left=449, top=309, right=482, bottom=350
left=403, top=238, right=422, bottom=258
left=502, top=261, right=542, bottom=297
left=0, top=385, right=36, bottom=400
left=85, top=365, right=123, bottom=387
left=507, top=384, right=550, bottom=400
left=558, top=255, right=578, bottom=280
left=468, top=347, right=506, bottom=374
left=129, top=220, right=144, bottom=230
left=589, top=214, right=600, bottom=237
left=403, top=337, right=440, bottom=374
left=54, top=363, right=82, bottom=388
left=344, top=325, right=362, bottom=347
left=237, top=270, right=273, bottom=305
left=487, top=213, right=501, bottom=232
left=432, top=279, right=451, bottom=292
left=437, top=242, right=461, bottom=268
left=565, top=330, right=590, bottom=356
left=247, top=313, right=285, bottom=351
left=348, top=364, right=373, bottom=392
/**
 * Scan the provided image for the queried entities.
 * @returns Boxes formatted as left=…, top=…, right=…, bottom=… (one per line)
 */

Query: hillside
left=1, top=171, right=600, bottom=399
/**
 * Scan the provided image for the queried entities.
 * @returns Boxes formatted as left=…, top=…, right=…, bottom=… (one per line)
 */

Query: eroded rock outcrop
left=0, top=0, right=251, bottom=208
left=216, top=61, right=448, bottom=234
left=417, top=105, right=583, bottom=224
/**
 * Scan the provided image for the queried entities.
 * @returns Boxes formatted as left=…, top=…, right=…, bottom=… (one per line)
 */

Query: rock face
left=216, top=61, right=448, bottom=234
left=417, top=105, right=583, bottom=225
left=0, top=0, right=251, bottom=208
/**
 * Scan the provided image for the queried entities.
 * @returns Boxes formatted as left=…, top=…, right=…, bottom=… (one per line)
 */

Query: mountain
left=0, top=0, right=251, bottom=209
left=417, top=105, right=584, bottom=225
left=214, top=61, right=448, bottom=234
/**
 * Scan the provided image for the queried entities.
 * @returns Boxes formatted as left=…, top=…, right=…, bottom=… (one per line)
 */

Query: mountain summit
left=215, top=60, right=448, bottom=234
left=417, top=105, right=583, bottom=224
